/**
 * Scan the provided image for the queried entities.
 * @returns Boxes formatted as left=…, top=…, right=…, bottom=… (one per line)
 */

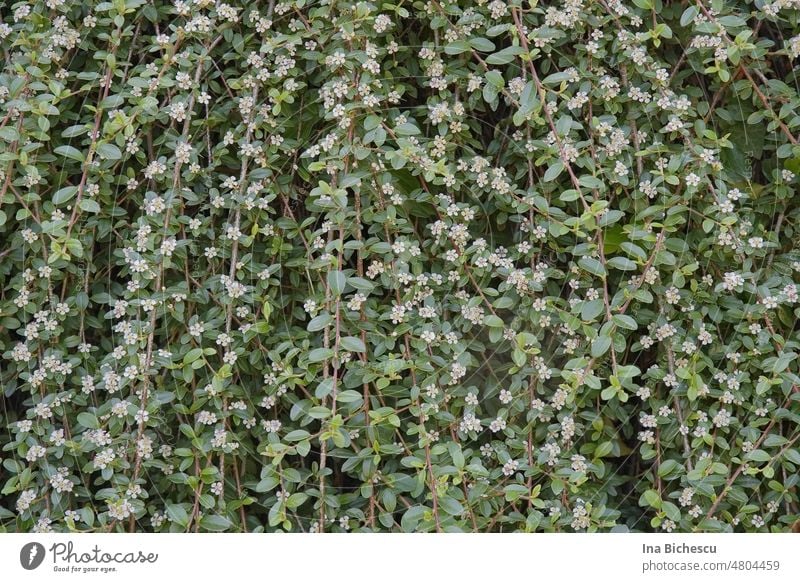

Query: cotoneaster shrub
left=1, top=0, right=800, bottom=533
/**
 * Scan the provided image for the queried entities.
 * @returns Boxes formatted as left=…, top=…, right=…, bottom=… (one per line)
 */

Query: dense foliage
left=1, top=0, right=800, bottom=533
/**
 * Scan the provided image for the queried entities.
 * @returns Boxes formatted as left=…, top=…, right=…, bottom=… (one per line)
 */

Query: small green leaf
left=544, top=160, right=564, bottom=181
left=486, top=45, right=524, bottom=65
left=745, top=450, right=771, bottom=463
left=662, top=501, right=681, bottom=521
left=308, top=348, right=334, bottom=363
left=77, top=412, right=99, bottom=429
left=594, top=441, right=613, bottom=458
left=336, top=390, right=363, bottom=403
left=327, top=271, right=346, bottom=296
left=79, top=198, right=101, bottom=213
left=612, top=314, right=638, bottom=330
left=642, top=489, right=662, bottom=509
left=61, top=125, right=88, bottom=138
left=578, top=257, right=606, bottom=277
left=97, top=143, right=122, bottom=160
left=0, top=126, right=19, bottom=141
left=341, top=336, right=366, bottom=352
left=284, top=430, right=311, bottom=442
left=658, top=459, right=681, bottom=478
left=680, top=6, right=698, bottom=26
left=199, top=514, right=232, bottom=532
left=54, top=145, right=85, bottom=162
left=438, top=496, right=464, bottom=516
left=307, top=312, right=332, bottom=332
left=53, top=186, right=78, bottom=205
left=469, top=37, right=495, bottom=52
left=591, top=335, right=612, bottom=358
left=607, top=256, right=637, bottom=271
left=444, top=40, right=471, bottom=55
left=166, top=504, right=189, bottom=528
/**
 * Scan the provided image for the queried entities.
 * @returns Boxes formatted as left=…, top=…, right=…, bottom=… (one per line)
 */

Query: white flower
left=502, top=459, right=519, bottom=476
left=722, top=272, right=744, bottom=291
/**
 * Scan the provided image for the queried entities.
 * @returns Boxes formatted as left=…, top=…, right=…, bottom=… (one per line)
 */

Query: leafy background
left=1, top=0, right=800, bottom=532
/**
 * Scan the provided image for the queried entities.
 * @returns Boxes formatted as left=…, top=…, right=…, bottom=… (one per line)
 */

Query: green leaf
left=79, top=198, right=101, bottom=213
left=541, top=71, right=573, bottom=85
left=469, top=37, right=495, bottom=52
left=581, top=299, right=604, bottom=321
left=308, top=348, right=334, bottom=363
left=53, top=186, right=78, bottom=205
left=621, top=242, right=646, bottom=260
left=594, top=441, right=613, bottom=458
left=0, top=126, right=19, bottom=141
left=485, top=314, right=504, bottom=327
left=54, top=145, right=85, bottom=162
left=347, top=277, right=374, bottom=291
left=448, top=442, right=465, bottom=469
left=486, top=45, right=524, bottom=65
left=662, top=501, right=681, bottom=521
left=307, top=312, right=332, bottom=332
left=166, top=504, right=189, bottom=528
left=199, top=514, right=232, bottom=532
left=784, top=449, right=800, bottom=465
left=718, top=15, right=747, bottom=28
left=341, top=336, right=366, bottom=352
left=601, top=385, right=618, bottom=400
left=579, top=175, right=603, bottom=189
left=315, top=378, right=333, bottom=398
left=599, top=210, right=625, bottom=228
left=612, top=314, right=638, bottom=330
left=286, top=493, right=308, bottom=509
left=394, top=122, right=420, bottom=135
left=484, top=70, right=504, bottom=88
left=401, top=505, right=426, bottom=532
left=745, top=450, right=771, bottom=463
left=363, top=115, right=381, bottom=131
left=284, top=430, right=311, bottom=442
left=61, top=125, right=88, bottom=138
left=680, top=6, right=698, bottom=26
left=255, top=477, right=279, bottom=493
left=642, top=489, right=661, bottom=509
left=336, top=390, right=363, bottom=403
left=97, top=143, right=122, bottom=160
left=77, top=412, right=100, bottom=429
left=184, top=347, right=203, bottom=364
left=327, top=270, right=346, bottom=296
left=687, top=373, right=704, bottom=402
left=658, top=459, right=681, bottom=478
left=607, top=256, right=637, bottom=271
left=578, top=257, right=606, bottom=277
left=307, top=406, right=331, bottom=419
left=591, top=335, right=612, bottom=358
left=771, top=352, right=796, bottom=374
left=438, top=496, right=464, bottom=516
left=444, top=40, right=470, bottom=55
left=544, top=160, right=564, bottom=181
left=66, top=239, right=84, bottom=258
